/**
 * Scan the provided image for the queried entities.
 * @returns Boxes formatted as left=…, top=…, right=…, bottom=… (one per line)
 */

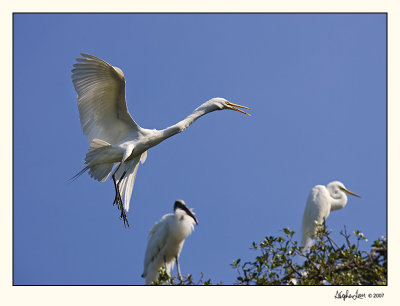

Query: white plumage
left=142, top=200, right=198, bottom=284
left=71, top=53, right=250, bottom=226
left=301, top=181, right=360, bottom=250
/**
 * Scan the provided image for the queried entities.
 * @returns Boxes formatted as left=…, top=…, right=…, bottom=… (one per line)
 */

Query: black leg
left=112, top=170, right=126, bottom=205
left=112, top=163, right=122, bottom=205
left=111, top=165, right=129, bottom=227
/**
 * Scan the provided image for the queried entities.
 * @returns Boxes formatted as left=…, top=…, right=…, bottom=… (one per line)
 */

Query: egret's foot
left=114, top=189, right=129, bottom=227
left=114, top=195, right=129, bottom=227
left=119, top=206, right=130, bottom=228
left=112, top=180, right=129, bottom=227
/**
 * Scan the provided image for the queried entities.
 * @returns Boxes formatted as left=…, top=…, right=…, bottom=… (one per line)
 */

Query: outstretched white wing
left=71, top=53, right=139, bottom=144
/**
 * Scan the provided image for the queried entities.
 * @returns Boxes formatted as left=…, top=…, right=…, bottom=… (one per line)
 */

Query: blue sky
left=13, top=13, right=386, bottom=285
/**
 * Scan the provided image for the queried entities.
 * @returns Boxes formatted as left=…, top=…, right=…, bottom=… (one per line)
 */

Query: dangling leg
left=111, top=163, right=129, bottom=227
left=112, top=163, right=123, bottom=205
left=176, top=255, right=182, bottom=281
left=112, top=170, right=127, bottom=206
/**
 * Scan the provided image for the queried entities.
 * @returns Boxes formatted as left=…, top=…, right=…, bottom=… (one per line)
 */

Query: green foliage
left=150, top=267, right=214, bottom=285
left=152, top=225, right=387, bottom=285
left=233, top=225, right=386, bottom=285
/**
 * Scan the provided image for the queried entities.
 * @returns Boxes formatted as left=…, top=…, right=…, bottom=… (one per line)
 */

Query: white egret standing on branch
left=142, top=199, right=198, bottom=284
left=301, top=181, right=361, bottom=250
left=71, top=53, right=250, bottom=226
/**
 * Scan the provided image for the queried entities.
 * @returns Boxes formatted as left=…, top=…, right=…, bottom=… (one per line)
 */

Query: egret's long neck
left=330, top=194, right=348, bottom=211
left=160, top=103, right=217, bottom=140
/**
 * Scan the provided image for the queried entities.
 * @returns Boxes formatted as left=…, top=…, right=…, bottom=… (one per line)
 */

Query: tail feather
left=88, top=163, right=114, bottom=182
left=88, top=138, right=111, bottom=151
left=69, top=166, right=90, bottom=181
left=85, top=139, right=111, bottom=164
left=71, top=138, right=114, bottom=182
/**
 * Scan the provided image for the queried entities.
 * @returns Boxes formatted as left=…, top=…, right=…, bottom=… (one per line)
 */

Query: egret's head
left=327, top=181, right=361, bottom=199
left=174, top=199, right=198, bottom=225
left=206, top=97, right=251, bottom=116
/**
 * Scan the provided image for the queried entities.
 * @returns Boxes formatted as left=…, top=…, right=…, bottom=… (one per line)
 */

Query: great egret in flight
left=142, top=199, right=198, bottom=284
left=71, top=53, right=250, bottom=226
left=301, top=181, right=361, bottom=250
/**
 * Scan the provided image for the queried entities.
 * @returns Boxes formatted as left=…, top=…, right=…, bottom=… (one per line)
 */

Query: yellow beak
left=226, top=101, right=251, bottom=116
left=343, top=188, right=361, bottom=198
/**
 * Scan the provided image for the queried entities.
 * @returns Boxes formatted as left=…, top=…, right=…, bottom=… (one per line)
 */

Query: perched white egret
left=71, top=53, right=250, bottom=226
left=301, top=181, right=361, bottom=250
left=142, top=199, right=198, bottom=284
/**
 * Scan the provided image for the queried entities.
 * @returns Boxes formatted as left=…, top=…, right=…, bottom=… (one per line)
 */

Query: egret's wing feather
left=143, top=215, right=173, bottom=276
left=71, top=53, right=139, bottom=144
left=140, top=150, right=147, bottom=164
left=301, top=186, right=329, bottom=248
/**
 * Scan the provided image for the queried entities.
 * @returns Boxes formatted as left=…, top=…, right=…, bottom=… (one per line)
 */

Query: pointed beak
left=193, top=216, right=199, bottom=225
left=189, top=211, right=199, bottom=225
left=226, top=101, right=251, bottom=116
left=184, top=207, right=199, bottom=225
left=343, top=188, right=361, bottom=198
